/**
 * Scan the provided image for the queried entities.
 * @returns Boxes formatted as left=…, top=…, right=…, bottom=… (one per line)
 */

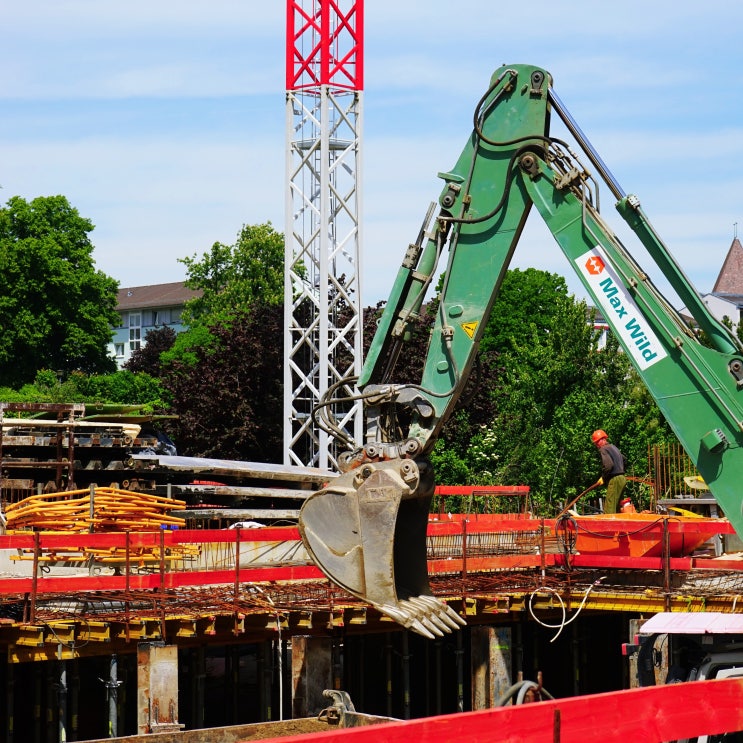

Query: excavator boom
left=300, top=64, right=743, bottom=637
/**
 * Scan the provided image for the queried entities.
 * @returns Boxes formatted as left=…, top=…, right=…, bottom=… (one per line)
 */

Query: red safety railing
left=0, top=515, right=737, bottom=602
left=255, top=678, right=743, bottom=743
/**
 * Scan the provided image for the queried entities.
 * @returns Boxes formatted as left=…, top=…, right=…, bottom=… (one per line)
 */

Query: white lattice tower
left=284, top=1, right=364, bottom=469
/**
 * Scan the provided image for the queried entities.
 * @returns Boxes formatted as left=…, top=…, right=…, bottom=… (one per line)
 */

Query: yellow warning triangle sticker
left=461, top=321, right=478, bottom=339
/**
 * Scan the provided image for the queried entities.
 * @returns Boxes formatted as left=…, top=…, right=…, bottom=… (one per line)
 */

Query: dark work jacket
left=599, top=443, right=627, bottom=482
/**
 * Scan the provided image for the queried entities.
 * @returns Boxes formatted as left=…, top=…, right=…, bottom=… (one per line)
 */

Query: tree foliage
left=125, top=326, right=177, bottom=376
left=0, top=195, right=119, bottom=386
left=160, top=305, right=284, bottom=461
left=179, top=222, right=285, bottom=327
left=361, top=299, right=500, bottom=451
left=419, top=268, right=677, bottom=514
left=0, top=368, right=165, bottom=411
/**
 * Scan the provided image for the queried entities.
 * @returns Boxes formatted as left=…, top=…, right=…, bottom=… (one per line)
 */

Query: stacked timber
left=1, top=401, right=335, bottom=527
left=0, top=402, right=166, bottom=500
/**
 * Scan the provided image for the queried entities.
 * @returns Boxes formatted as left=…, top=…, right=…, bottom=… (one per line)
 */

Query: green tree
left=125, top=326, right=177, bottom=376
left=0, top=195, right=119, bottom=386
left=0, top=368, right=165, bottom=411
left=73, top=370, right=166, bottom=409
left=479, top=268, right=574, bottom=355
left=423, top=268, right=676, bottom=514
left=160, top=305, right=284, bottom=461
left=179, top=222, right=285, bottom=326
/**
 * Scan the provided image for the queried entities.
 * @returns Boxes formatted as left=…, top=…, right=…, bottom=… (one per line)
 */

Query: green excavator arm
left=300, top=64, right=743, bottom=638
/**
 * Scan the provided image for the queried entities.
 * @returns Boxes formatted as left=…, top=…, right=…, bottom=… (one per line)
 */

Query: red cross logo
left=585, top=255, right=605, bottom=275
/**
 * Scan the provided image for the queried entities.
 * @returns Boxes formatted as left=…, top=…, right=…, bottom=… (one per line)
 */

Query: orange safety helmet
left=591, top=429, right=608, bottom=445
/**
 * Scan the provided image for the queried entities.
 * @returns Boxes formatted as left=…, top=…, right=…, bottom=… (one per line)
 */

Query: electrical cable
left=528, top=577, right=606, bottom=643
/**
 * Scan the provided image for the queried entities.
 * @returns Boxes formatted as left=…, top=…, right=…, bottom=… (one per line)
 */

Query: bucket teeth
left=410, top=595, right=466, bottom=630
left=399, top=599, right=445, bottom=638
left=411, top=619, right=437, bottom=640
left=379, top=604, right=408, bottom=625
left=423, top=612, right=450, bottom=635
left=405, top=597, right=450, bottom=634
left=420, top=616, right=446, bottom=637
left=379, top=604, right=437, bottom=640
left=376, top=596, right=465, bottom=639
left=441, top=607, right=466, bottom=630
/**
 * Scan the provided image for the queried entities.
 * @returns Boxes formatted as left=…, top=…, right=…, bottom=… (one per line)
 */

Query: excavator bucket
left=299, top=458, right=465, bottom=639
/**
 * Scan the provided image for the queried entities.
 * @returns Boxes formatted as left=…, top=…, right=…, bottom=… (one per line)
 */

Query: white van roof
left=640, top=612, right=743, bottom=635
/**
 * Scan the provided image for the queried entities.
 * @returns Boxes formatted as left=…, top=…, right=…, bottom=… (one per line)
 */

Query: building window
left=114, top=343, right=125, bottom=358
left=129, top=312, right=141, bottom=351
left=154, top=309, right=171, bottom=326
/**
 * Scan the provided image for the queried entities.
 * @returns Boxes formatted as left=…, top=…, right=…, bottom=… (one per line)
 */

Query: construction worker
left=591, top=429, right=628, bottom=514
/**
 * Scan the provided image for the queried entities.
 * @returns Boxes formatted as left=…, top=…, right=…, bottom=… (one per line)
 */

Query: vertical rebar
left=663, top=518, right=672, bottom=611
left=234, top=527, right=241, bottom=633
left=553, top=707, right=562, bottom=743
left=540, top=518, right=546, bottom=580
left=461, top=519, right=468, bottom=605
left=159, top=527, right=166, bottom=590
left=159, top=528, right=167, bottom=640
left=125, top=531, right=131, bottom=644
left=30, top=531, right=40, bottom=624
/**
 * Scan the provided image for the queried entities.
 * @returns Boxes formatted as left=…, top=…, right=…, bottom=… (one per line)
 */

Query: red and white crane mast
left=283, top=1, right=364, bottom=469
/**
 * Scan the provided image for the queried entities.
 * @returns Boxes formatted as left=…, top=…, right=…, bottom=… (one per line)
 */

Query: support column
left=471, top=625, right=512, bottom=709
left=259, top=640, right=272, bottom=721
left=401, top=632, right=411, bottom=719
left=56, top=656, right=67, bottom=743
left=105, top=654, right=120, bottom=737
left=385, top=634, right=393, bottom=718
left=45, top=664, right=54, bottom=743
left=455, top=631, right=464, bottom=713
left=291, top=636, right=332, bottom=718
left=628, top=618, right=643, bottom=688
left=6, top=661, right=13, bottom=743
left=434, top=639, right=443, bottom=715
left=137, top=643, right=183, bottom=735
left=69, top=660, right=79, bottom=742
left=228, top=645, right=240, bottom=724
left=33, top=665, right=42, bottom=743
left=190, top=647, right=205, bottom=729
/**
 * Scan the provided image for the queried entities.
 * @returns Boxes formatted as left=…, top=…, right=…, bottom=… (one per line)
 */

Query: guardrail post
left=30, top=530, right=39, bottom=624
left=461, top=519, right=468, bottom=604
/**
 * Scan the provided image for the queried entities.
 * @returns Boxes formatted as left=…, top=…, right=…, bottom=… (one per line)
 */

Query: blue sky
left=2, top=1, right=743, bottom=306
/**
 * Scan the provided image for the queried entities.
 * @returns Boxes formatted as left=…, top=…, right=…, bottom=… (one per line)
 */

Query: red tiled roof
left=116, top=282, right=202, bottom=311
left=713, top=237, right=743, bottom=294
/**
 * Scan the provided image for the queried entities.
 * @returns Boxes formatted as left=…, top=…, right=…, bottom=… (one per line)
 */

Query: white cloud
left=2, top=0, right=742, bottom=309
